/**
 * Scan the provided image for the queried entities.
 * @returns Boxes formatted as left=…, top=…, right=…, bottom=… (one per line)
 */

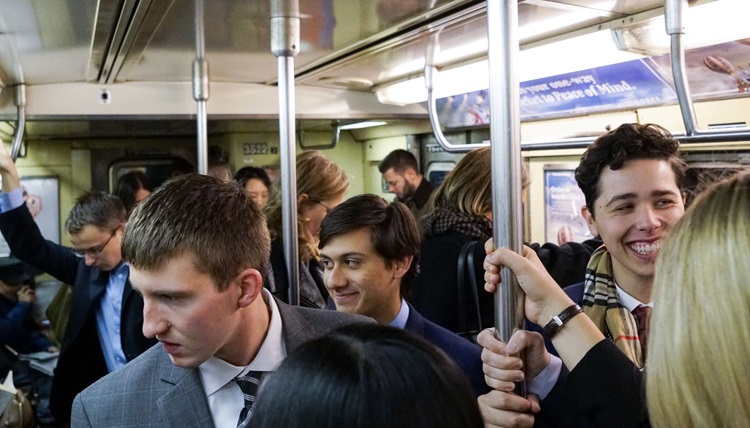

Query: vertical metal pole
left=10, top=84, right=26, bottom=161
left=488, top=0, right=525, bottom=395
left=665, top=0, right=697, bottom=136
left=193, top=0, right=209, bottom=174
left=271, top=0, right=301, bottom=306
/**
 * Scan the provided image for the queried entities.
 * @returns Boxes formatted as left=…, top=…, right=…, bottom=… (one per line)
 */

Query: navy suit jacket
left=0, top=204, right=156, bottom=422
left=404, top=304, right=489, bottom=397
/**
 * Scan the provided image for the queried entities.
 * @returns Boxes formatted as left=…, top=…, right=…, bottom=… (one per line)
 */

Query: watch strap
left=543, top=304, right=583, bottom=338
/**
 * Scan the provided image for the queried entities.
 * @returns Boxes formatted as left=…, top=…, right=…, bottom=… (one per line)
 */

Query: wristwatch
left=543, top=304, right=583, bottom=338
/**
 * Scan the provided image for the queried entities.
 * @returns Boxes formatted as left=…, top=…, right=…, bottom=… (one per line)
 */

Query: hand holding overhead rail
left=482, top=244, right=605, bottom=372
left=10, top=84, right=26, bottom=162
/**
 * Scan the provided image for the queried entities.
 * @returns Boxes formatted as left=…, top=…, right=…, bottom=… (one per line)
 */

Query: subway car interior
left=1, top=0, right=750, bottom=425
left=0, top=0, right=749, bottom=247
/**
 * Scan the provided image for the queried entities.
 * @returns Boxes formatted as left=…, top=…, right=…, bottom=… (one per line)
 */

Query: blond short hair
left=647, top=171, right=750, bottom=427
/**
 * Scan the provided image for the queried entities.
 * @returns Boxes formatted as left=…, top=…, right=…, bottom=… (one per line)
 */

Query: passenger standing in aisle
left=478, top=171, right=750, bottom=427
left=113, top=170, right=152, bottom=215
left=378, top=149, right=435, bottom=224
left=265, top=150, right=349, bottom=308
left=235, top=166, right=272, bottom=209
left=318, top=194, right=488, bottom=397
left=412, top=147, right=600, bottom=335
left=71, top=174, right=367, bottom=428
left=479, top=123, right=687, bottom=427
left=0, top=143, right=156, bottom=424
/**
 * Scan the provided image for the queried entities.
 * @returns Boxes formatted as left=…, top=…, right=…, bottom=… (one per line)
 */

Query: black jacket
left=537, top=340, right=649, bottom=427
left=0, top=204, right=156, bottom=423
left=266, top=239, right=329, bottom=309
left=411, top=233, right=602, bottom=334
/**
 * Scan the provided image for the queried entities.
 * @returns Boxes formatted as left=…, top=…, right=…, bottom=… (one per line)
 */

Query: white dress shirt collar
left=199, top=289, right=286, bottom=427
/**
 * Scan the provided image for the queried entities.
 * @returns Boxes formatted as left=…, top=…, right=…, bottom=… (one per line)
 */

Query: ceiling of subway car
left=0, top=0, right=690, bottom=88
left=0, top=0, right=476, bottom=86
left=0, top=0, right=719, bottom=137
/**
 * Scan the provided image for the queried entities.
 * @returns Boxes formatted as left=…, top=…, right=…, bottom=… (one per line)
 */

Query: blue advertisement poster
left=437, top=59, right=674, bottom=126
left=437, top=38, right=750, bottom=127
left=544, top=170, right=592, bottom=245
left=518, top=59, right=675, bottom=120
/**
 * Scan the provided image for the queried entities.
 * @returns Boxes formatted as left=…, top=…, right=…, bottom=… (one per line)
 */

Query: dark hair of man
left=64, top=191, right=127, bottom=235
left=250, top=324, right=484, bottom=428
left=114, top=171, right=153, bottom=214
left=234, top=166, right=272, bottom=189
left=121, top=174, right=271, bottom=291
left=377, top=149, right=419, bottom=174
left=575, top=123, right=687, bottom=217
left=167, top=157, right=195, bottom=178
left=318, top=194, right=420, bottom=297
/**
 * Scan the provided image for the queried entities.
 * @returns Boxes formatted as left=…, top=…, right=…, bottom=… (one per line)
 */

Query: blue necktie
left=234, top=371, right=264, bottom=428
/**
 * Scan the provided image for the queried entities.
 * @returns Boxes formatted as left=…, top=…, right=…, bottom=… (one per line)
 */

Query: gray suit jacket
left=70, top=299, right=370, bottom=427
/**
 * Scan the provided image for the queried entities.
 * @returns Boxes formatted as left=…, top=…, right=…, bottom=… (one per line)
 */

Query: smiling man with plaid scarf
left=478, top=123, right=688, bottom=428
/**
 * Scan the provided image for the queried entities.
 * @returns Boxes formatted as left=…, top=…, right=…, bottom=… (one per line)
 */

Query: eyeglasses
left=72, top=230, right=117, bottom=258
left=315, top=201, right=333, bottom=214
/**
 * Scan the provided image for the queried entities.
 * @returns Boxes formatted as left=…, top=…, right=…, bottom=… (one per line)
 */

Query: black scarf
left=422, top=207, right=492, bottom=240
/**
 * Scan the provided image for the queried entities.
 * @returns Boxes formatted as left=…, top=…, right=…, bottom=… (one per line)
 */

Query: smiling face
left=320, top=228, right=410, bottom=324
left=582, top=159, right=685, bottom=295
left=131, top=253, right=264, bottom=368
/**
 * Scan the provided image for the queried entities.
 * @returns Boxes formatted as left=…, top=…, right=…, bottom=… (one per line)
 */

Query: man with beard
left=378, top=149, right=435, bottom=225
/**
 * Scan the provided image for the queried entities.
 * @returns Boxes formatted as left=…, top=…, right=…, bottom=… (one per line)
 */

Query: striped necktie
left=234, top=371, right=264, bottom=428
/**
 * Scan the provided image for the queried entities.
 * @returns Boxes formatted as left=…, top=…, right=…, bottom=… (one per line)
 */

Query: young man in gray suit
left=71, top=174, right=368, bottom=428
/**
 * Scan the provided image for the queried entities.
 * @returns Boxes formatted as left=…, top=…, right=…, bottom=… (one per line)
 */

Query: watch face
left=543, top=316, right=563, bottom=337
left=543, top=305, right=582, bottom=337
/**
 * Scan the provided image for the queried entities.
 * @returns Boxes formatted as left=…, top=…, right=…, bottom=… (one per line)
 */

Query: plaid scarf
left=422, top=208, right=492, bottom=240
left=581, top=246, right=646, bottom=368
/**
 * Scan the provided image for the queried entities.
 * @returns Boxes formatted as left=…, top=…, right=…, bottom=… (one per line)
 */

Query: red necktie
left=632, top=305, right=651, bottom=358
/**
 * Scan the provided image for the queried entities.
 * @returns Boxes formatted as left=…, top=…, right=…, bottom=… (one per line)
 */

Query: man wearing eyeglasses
left=0, top=143, right=156, bottom=424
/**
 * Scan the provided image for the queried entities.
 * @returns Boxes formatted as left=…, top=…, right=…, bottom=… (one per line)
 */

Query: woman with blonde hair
left=647, top=171, right=750, bottom=427
left=410, top=147, right=500, bottom=333
left=412, top=147, right=598, bottom=335
left=266, top=150, right=349, bottom=308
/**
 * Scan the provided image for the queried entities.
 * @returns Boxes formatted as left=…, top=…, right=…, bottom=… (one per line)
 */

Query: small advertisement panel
left=543, top=168, right=592, bottom=245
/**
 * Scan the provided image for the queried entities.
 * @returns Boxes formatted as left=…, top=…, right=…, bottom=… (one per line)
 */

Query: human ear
left=581, top=206, right=599, bottom=237
left=392, top=255, right=413, bottom=280
left=236, top=268, right=264, bottom=308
